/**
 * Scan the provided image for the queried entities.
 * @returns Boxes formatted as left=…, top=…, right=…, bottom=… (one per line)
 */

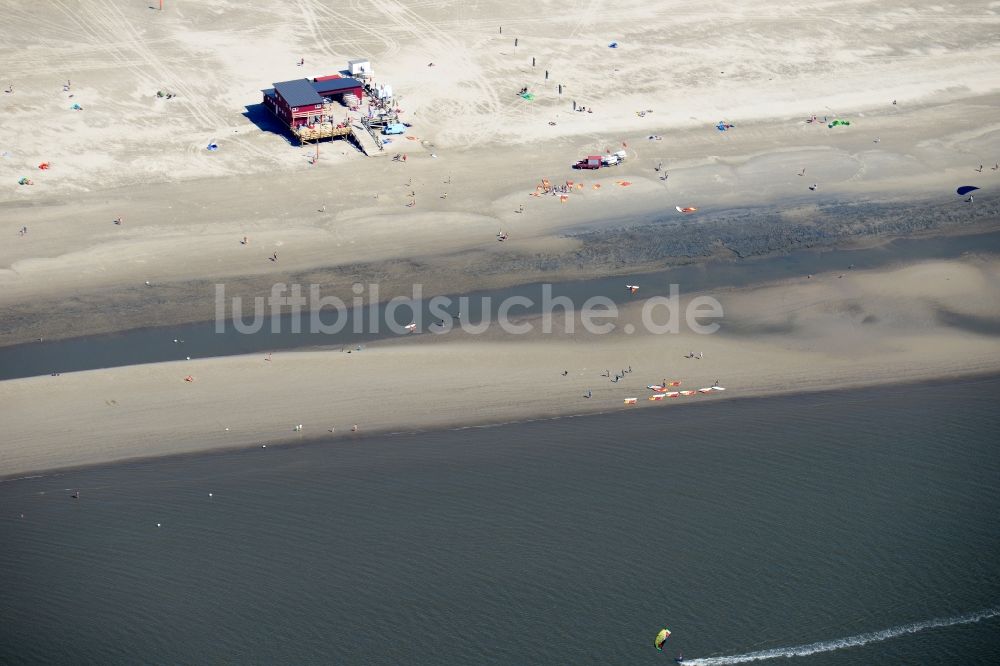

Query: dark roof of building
left=312, top=77, right=363, bottom=96
left=273, top=79, right=324, bottom=107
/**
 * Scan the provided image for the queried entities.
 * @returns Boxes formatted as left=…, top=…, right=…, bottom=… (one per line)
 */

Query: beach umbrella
left=956, top=186, right=979, bottom=196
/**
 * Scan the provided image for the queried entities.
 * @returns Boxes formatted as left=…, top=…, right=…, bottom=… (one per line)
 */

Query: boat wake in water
left=684, top=608, right=1000, bottom=664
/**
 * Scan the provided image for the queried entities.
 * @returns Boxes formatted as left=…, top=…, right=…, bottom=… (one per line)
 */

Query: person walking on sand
left=272, top=251, right=278, bottom=261
left=977, top=164, right=984, bottom=173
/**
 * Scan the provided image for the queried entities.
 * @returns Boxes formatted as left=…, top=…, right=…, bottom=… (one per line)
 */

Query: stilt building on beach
left=259, top=59, right=400, bottom=155
left=261, top=75, right=365, bottom=144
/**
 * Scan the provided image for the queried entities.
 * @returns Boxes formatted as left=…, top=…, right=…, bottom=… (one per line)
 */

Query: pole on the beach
left=532, top=57, right=536, bottom=67
left=159, top=0, right=163, bottom=9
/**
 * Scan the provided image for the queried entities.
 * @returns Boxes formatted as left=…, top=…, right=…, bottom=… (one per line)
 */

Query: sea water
left=1, top=376, right=998, bottom=664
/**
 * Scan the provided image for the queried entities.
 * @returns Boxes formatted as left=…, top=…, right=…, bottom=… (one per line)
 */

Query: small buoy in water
left=224, top=427, right=229, bottom=431
left=208, top=493, right=213, bottom=497
left=186, top=356, right=191, bottom=360
left=261, top=444, right=267, bottom=448
left=157, top=523, right=161, bottom=527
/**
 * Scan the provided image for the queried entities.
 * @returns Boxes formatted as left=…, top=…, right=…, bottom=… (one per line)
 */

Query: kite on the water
left=655, top=628, right=671, bottom=650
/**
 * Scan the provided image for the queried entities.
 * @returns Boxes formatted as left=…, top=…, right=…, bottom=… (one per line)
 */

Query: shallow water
left=2, top=376, right=998, bottom=664
left=1, top=230, right=998, bottom=380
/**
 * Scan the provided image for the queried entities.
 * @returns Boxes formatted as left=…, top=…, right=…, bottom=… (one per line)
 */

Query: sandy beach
left=3, top=256, right=999, bottom=478
left=1, top=0, right=1000, bottom=475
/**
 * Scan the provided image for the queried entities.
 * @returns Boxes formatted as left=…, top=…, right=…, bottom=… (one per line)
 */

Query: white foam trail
left=684, top=608, right=1000, bottom=665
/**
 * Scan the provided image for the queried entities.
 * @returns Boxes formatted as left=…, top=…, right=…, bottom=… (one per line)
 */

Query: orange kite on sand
left=676, top=206, right=698, bottom=213
left=592, top=183, right=601, bottom=190
left=184, top=375, right=195, bottom=382
left=618, top=181, right=632, bottom=187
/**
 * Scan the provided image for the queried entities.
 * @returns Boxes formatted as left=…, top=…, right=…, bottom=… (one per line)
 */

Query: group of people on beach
left=603, top=366, right=633, bottom=383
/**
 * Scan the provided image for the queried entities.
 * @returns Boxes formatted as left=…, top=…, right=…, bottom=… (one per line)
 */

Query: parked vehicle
left=573, top=155, right=603, bottom=170
left=382, top=123, right=406, bottom=135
